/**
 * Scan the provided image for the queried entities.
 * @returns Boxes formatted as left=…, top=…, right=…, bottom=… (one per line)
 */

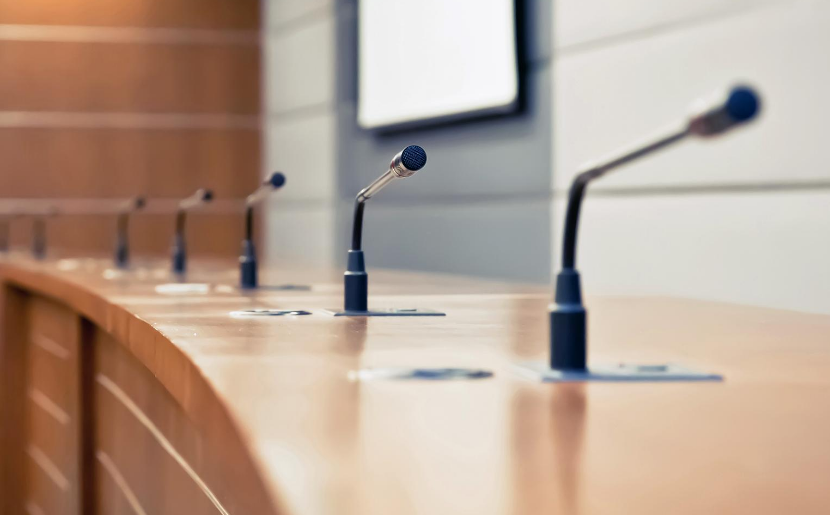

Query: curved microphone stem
left=561, top=127, right=689, bottom=270
left=351, top=199, right=366, bottom=251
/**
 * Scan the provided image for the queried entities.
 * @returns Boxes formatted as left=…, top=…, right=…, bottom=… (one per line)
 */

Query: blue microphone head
left=401, top=145, right=427, bottom=171
left=268, top=172, right=286, bottom=189
left=725, top=86, right=760, bottom=123
left=689, top=84, right=762, bottom=136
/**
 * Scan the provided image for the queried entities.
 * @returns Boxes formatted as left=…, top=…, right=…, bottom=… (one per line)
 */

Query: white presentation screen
left=358, top=0, right=519, bottom=130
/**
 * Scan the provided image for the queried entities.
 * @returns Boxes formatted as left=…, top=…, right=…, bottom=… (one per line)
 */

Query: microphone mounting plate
left=516, top=361, right=722, bottom=383
left=349, top=367, right=492, bottom=381
left=326, top=307, right=445, bottom=317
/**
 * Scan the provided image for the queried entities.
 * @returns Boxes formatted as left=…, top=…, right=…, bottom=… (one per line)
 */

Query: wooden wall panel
left=93, top=328, right=278, bottom=515
left=0, top=286, right=29, bottom=515
left=0, top=41, right=260, bottom=114
left=0, top=0, right=262, bottom=260
left=23, top=296, right=83, bottom=515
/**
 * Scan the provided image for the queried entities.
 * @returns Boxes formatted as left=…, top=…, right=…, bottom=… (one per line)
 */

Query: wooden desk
left=1, top=254, right=829, bottom=515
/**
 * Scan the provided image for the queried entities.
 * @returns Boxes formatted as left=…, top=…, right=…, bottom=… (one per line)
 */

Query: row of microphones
left=0, top=180, right=289, bottom=289
left=544, top=85, right=761, bottom=380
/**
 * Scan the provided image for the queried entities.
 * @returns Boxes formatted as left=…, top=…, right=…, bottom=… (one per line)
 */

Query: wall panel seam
left=0, top=24, right=258, bottom=46
left=555, top=0, right=796, bottom=56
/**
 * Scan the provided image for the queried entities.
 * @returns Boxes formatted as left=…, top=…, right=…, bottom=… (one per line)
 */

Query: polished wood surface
left=1, top=254, right=830, bottom=514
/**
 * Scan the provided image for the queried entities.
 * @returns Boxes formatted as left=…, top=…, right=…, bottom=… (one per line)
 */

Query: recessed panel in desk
left=358, top=0, right=519, bottom=129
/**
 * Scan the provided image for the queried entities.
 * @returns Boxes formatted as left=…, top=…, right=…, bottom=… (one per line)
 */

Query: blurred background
left=1, top=0, right=829, bottom=314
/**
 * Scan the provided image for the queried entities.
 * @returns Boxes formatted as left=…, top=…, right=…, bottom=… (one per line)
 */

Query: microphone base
left=340, top=250, right=444, bottom=316
left=239, top=239, right=257, bottom=289
left=516, top=361, right=723, bottom=383
left=237, top=284, right=311, bottom=292
left=114, top=243, right=129, bottom=270
left=171, top=235, right=186, bottom=275
left=549, top=269, right=588, bottom=371
left=344, top=250, right=369, bottom=312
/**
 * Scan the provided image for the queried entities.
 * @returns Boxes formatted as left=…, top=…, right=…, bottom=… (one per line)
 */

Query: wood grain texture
left=0, top=40, right=260, bottom=114
left=0, top=256, right=829, bottom=514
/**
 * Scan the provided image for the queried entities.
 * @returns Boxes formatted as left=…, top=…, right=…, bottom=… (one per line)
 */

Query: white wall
left=552, top=0, right=830, bottom=313
left=261, top=0, right=338, bottom=266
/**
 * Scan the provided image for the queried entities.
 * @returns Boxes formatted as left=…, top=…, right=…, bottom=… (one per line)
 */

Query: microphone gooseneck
left=561, top=130, right=689, bottom=270
left=171, top=188, right=213, bottom=275
left=240, top=172, right=286, bottom=289
left=350, top=145, right=427, bottom=252
left=114, top=196, right=146, bottom=269
left=345, top=145, right=427, bottom=311
left=551, top=85, right=761, bottom=371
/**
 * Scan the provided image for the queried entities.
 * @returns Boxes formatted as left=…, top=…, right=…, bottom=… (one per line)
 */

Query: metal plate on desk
left=517, top=361, right=723, bottom=383
left=349, top=367, right=493, bottom=381
left=255, top=284, right=311, bottom=291
left=327, top=308, right=445, bottom=317
left=230, top=309, right=313, bottom=317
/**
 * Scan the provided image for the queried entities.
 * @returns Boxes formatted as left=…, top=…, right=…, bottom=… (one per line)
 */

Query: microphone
left=114, top=196, right=146, bottom=269
left=551, top=85, right=761, bottom=372
left=240, top=172, right=286, bottom=289
left=344, top=145, right=427, bottom=312
left=171, top=188, right=213, bottom=274
left=32, top=217, right=47, bottom=260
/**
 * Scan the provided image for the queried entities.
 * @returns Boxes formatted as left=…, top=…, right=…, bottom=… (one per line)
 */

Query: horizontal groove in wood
left=29, top=388, right=70, bottom=425
left=27, top=390, right=72, bottom=478
left=0, top=24, right=259, bottom=46
left=25, top=501, right=47, bottom=515
left=31, top=332, right=70, bottom=360
left=27, top=445, right=70, bottom=492
left=0, top=0, right=260, bottom=30
left=0, top=40, right=260, bottom=114
left=0, top=112, right=260, bottom=130
left=96, top=450, right=149, bottom=515
left=25, top=444, right=70, bottom=515
left=28, top=340, right=71, bottom=413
